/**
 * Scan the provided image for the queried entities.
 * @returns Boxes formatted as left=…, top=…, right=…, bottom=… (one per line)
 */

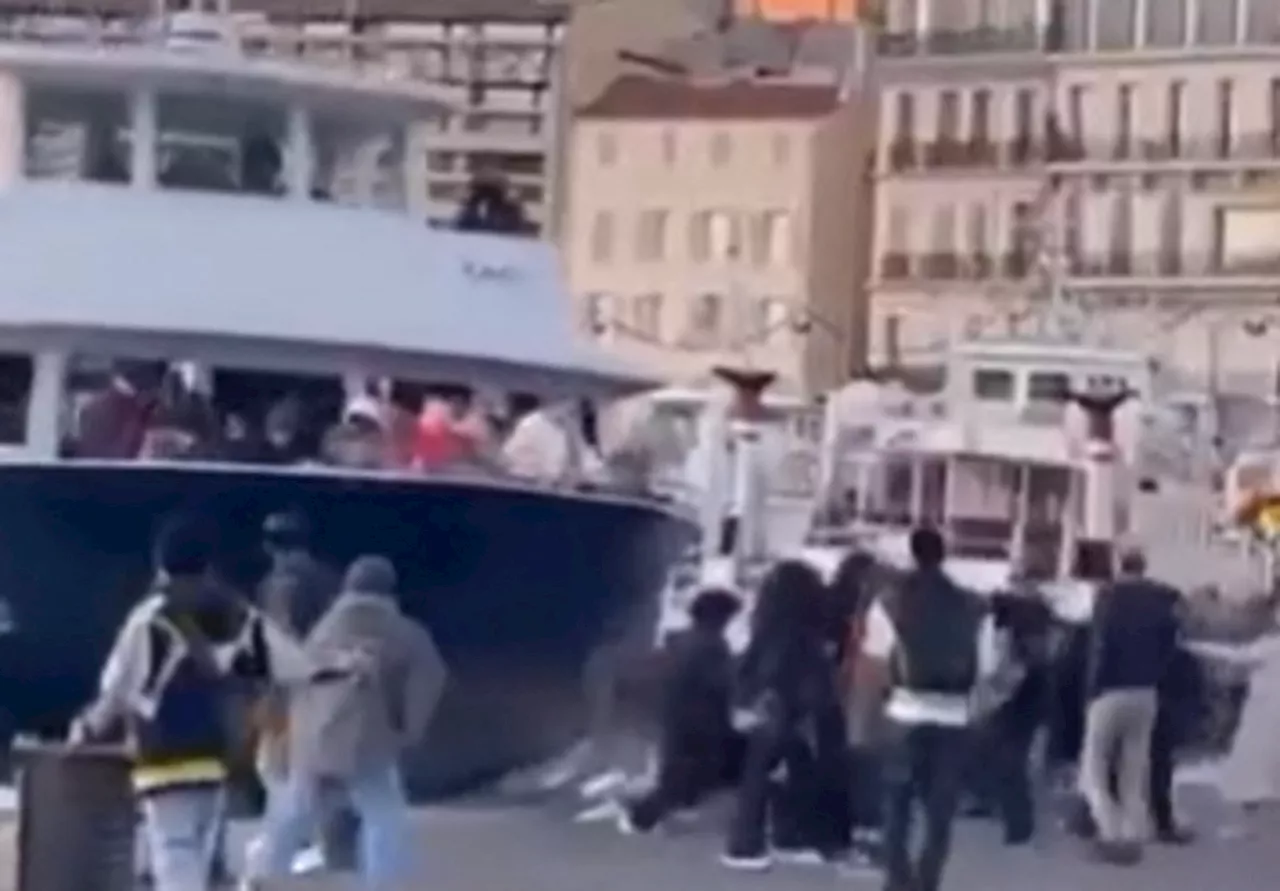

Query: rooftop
left=576, top=73, right=840, bottom=120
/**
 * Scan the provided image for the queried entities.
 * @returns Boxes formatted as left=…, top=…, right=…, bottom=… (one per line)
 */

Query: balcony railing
left=881, top=252, right=910, bottom=279
left=875, top=25, right=1046, bottom=59
left=1048, top=133, right=1280, bottom=165
left=877, top=252, right=1027, bottom=282
left=1068, top=253, right=1280, bottom=279
left=884, top=137, right=1017, bottom=172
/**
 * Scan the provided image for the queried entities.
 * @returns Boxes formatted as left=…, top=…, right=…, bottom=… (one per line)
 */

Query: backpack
left=882, top=570, right=982, bottom=695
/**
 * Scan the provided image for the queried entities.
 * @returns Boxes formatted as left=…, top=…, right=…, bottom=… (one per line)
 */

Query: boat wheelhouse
left=0, top=10, right=696, bottom=797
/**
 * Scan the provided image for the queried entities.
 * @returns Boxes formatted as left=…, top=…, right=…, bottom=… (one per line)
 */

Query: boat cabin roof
left=0, top=14, right=450, bottom=121
left=0, top=183, right=651, bottom=397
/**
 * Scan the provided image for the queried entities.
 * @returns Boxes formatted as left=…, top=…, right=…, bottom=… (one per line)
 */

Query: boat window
left=156, top=92, right=286, bottom=197
left=1028, top=372, right=1070, bottom=403
left=865, top=455, right=914, bottom=525
left=946, top=456, right=1017, bottom=559
left=1085, top=373, right=1128, bottom=393
left=1022, top=464, right=1072, bottom=580
left=0, top=354, right=33, bottom=446
left=919, top=458, right=947, bottom=527
left=24, top=87, right=131, bottom=184
left=973, top=368, right=1014, bottom=401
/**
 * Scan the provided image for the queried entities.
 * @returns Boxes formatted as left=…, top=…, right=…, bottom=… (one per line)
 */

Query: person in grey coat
left=246, top=555, right=446, bottom=888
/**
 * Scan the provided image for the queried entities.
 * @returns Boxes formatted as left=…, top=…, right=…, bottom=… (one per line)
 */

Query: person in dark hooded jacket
left=724, top=560, right=847, bottom=870
left=619, top=588, right=743, bottom=833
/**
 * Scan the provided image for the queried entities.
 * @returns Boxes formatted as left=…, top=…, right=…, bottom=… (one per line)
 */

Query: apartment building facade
left=870, top=0, right=1280, bottom=394
left=566, top=75, right=874, bottom=396
left=0, top=0, right=567, bottom=231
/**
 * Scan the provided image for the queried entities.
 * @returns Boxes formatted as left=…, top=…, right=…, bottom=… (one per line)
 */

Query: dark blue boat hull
left=0, top=464, right=695, bottom=798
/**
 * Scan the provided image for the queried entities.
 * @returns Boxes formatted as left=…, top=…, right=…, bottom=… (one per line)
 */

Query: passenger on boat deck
left=139, top=368, right=219, bottom=460
left=414, top=395, right=480, bottom=469
left=261, top=394, right=315, bottom=465
left=73, top=359, right=165, bottom=459
left=322, top=395, right=389, bottom=470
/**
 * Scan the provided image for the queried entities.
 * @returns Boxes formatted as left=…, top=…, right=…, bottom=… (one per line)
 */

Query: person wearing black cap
left=614, top=587, right=743, bottom=834
left=260, top=510, right=339, bottom=641
left=74, top=514, right=314, bottom=891
left=249, top=555, right=445, bottom=888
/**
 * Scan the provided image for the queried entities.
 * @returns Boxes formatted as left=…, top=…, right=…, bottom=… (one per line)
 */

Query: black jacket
left=659, top=627, right=734, bottom=745
left=1088, top=577, right=1181, bottom=698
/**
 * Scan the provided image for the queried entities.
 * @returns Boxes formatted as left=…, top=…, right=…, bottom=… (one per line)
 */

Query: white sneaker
left=721, top=852, right=772, bottom=871
left=291, top=845, right=325, bottom=875
left=573, top=798, right=625, bottom=824
left=773, top=848, right=825, bottom=866
left=579, top=769, right=627, bottom=800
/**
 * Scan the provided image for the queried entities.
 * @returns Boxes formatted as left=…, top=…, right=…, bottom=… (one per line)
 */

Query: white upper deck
left=0, top=7, right=651, bottom=397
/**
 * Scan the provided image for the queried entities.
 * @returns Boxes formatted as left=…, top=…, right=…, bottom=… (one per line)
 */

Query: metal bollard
left=12, top=736, right=134, bottom=891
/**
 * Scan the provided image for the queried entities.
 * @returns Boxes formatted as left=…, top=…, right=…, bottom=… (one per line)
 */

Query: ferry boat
left=0, top=9, right=697, bottom=796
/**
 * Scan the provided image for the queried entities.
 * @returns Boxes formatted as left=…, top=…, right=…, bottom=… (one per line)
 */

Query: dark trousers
left=1148, top=709, right=1177, bottom=834
left=968, top=718, right=1036, bottom=843
left=726, top=728, right=826, bottom=859
left=629, top=732, right=744, bottom=831
left=882, top=722, right=968, bottom=891
left=849, top=745, right=883, bottom=831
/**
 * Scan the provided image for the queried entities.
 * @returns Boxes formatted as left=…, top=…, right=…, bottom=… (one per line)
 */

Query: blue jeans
left=140, top=785, right=225, bottom=891
left=252, top=762, right=411, bottom=887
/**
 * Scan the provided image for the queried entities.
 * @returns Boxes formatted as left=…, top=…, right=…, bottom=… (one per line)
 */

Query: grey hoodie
left=288, top=591, right=446, bottom=780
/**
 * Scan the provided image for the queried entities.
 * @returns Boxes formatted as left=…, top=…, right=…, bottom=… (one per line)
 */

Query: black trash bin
left=12, top=736, right=135, bottom=891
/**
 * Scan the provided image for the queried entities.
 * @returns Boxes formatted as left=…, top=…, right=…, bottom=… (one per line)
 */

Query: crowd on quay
left=70, top=509, right=446, bottom=891
left=557, top=530, right=1280, bottom=890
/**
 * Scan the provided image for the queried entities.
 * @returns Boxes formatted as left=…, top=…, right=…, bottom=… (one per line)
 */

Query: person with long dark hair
left=723, top=560, right=847, bottom=870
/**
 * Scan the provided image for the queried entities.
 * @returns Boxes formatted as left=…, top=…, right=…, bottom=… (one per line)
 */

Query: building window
left=930, top=205, right=956, bottom=254
left=1167, top=80, right=1184, bottom=155
left=937, top=90, right=960, bottom=142
left=752, top=211, right=792, bottom=267
left=589, top=210, right=614, bottom=262
left=752, top=297, right=790, bottom=342
left=893, top=91, right=915, bottom=142
left=635, top=209, right=668, bottom=262
left=966, top=202, right=988, bottom=259
left=970, top=89, right=991, bottom=145
left=630, top=292, right=663, bottom=340
left=709, top=131, right=733, bottom=167
left=686, top=293, right=723, bottom=347
left=1066, top=84, right=1086, bottom=141
left=1015, top=88, right=1036, bottom=142
left=709, top=210, right=741, bottom=260
left=595, top=131, right=618, bottom=166
left=582, top=292, right=613, bottom=335
left=1217, top=79, right=1234, bottom=158
left=1114, top=84, right=1134, bottom=159
left=973, top=369, right=1014, bottom=401
left=1270, top=79, right=1280, bottom=151
left=771, top=132, right=791, bottom=166
left=689, top=212, right=710, bottom=261
left=660, top=129, right=678, bottom=166
left=886, top=204, right=910, bottom=253
left=882, top=313, right=902, bottom=366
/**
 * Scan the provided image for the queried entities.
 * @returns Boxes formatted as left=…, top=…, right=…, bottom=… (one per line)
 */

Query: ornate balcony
left=875, top=25, right=1045, bottom=60
left=1048, top=133, right=1280, bottom=167
left=1067, top=252, right=1280, bottom=284
left=887, top=138, right=917, bottom=172
left=880, top=252, right=911, bottom=280
left=921, top=253, right=961, bottom=279
left=1002, top=251, right=1032, bottom=278
left=1007, top=137, right=1042, bottom=166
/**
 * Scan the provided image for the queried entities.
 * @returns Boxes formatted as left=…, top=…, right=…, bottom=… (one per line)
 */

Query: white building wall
left=0, top=71, right=24, bottom=189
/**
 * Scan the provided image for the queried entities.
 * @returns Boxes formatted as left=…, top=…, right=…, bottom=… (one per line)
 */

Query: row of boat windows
left=822, top=454, right=1077, bottom=578
left=971, top=368, right=1131, bottom=403
left=0, top=353, right=586, bottom=477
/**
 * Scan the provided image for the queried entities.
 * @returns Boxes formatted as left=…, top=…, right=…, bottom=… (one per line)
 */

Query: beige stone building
left=870, top=0, right=1280, bottom=394
left=565, top=75, right=874, bottom=396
